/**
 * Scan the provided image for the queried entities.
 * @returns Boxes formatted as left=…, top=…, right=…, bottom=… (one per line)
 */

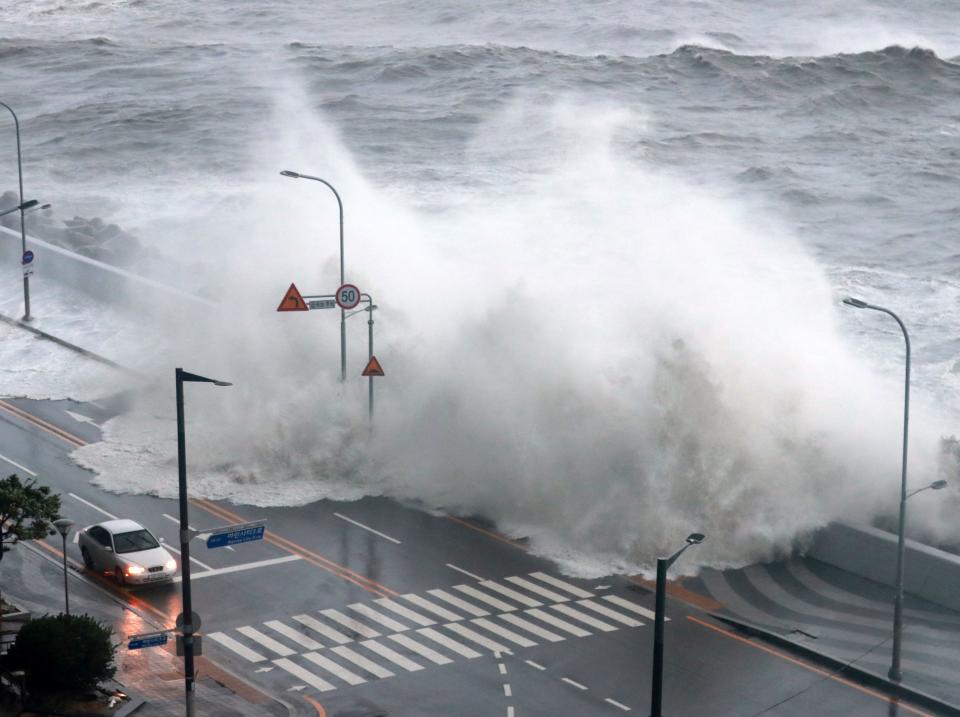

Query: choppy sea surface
left=2, top=0, right=960, bottom=574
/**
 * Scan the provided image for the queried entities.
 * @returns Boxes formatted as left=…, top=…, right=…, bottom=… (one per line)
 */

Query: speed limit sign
left=335, top=283, right=361, bottom=310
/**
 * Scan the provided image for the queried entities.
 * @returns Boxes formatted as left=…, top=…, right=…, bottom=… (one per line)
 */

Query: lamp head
left=19, top=199, right=38, bottom=211
left=280, top=170, right=300, bottom=178
left=213, top=380, right=233, bottom=387
left=686, top=533, right=705, bottom=545
left=843, top=297, right=869, bottom=309
left=931, top=480, right=948, bottom=491
left=53, top=518, right=74, bottom=536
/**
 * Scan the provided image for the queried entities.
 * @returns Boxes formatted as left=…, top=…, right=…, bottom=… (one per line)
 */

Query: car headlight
left=165, top=559, right=176, bottom=571
left=126, top=565, right=145, bottom=576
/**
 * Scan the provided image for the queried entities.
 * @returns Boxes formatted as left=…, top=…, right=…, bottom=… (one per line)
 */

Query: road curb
left=0, top=312, right=142, bottom=378
left=711, top=612, right=960, bottom=716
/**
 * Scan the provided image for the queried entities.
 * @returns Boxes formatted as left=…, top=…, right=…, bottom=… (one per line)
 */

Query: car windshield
left=113, top=529, right=160, bottom=554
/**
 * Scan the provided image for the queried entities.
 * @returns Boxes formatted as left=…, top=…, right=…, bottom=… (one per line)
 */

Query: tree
left=0, top=474, right=61, bottom=621
left=7, top=613, right=116, bottom=691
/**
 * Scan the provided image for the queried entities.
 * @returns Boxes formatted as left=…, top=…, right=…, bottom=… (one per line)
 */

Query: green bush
left=7, top=613, right=116, bottom=691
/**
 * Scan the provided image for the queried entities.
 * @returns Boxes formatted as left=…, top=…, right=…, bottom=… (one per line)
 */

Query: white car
left=78, top=519, right=177, bottom=586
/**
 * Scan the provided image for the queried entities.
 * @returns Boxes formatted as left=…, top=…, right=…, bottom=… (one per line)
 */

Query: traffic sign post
left=21, top=250, right=33, bottom=277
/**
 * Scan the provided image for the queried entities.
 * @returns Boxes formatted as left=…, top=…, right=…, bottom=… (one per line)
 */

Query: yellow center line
left=687, top=615, right=933, bottom=717
left=0, top=399, right=86, bottom=448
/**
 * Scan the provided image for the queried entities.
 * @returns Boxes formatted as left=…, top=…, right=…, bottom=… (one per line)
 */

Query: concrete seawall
left=808, top=522, right=960, bottom=612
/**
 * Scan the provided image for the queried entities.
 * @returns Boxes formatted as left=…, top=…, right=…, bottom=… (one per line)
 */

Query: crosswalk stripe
left=577, top=599, right=642, bottom=627
left=505, top=576, right=569, bottom=603
left=293, top=614, right=352, bottom=644
left=375, top=598, right=436, bottom=626
left=389, top=633, right=453, bottom=665
left=361, top=639, right=424, bottom=671
left=417, top=627, right=482, bottom=659
left=236, top=626, right=296, bottom=656
left=428, top=588, right=489, bottom=616
left=603, top=595, right=660, bottom=621
left=273, top=658, right=336, bottom=692
left=321, top=608, right=382, bottom=638
left=403, top=593, right=464, bottom=622
left=331, top=645, right=395, bottom=679
left=481, top=580, right=542, bottom=607
left=551, top=604, right=617, bottom=632
left=472, top=618, right=537, bottom=647
left=499, top=613, right=565, bottom=642
left=454, top=584, right=517, bottom=612
left=208, top=632, right=267, bottom=662
left=349, top=603, right=409, bottom=632
left=525, top=608, right=591, bottom=637
left=529, top=572, right=593, bottom=598
left=304, top=651, right=366, bottom=685
left=264, top=620, right=324, bottom=650
left=444, top=622, right=513, bottom=655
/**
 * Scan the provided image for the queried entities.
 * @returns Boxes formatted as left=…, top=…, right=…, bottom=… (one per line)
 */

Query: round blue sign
left=21, top=250, right=34, bottom=265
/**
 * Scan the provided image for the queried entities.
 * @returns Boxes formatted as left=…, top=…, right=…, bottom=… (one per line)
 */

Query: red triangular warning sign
left=362, top=356, right=385, bottom=377
left=277, top=283, right=308, bottom=312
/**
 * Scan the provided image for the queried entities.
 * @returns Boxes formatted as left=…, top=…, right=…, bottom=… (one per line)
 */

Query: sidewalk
left=1, top=542, right=290, bottom=717
left=684, top=557, right=960, bottom=714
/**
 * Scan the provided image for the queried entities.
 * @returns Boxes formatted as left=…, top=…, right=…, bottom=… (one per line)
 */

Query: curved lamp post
left=843, top=296, right=912, bottom=681
left=281, top=170, right=346, bottom=382
left=0, top=101, right=31, bottom=321
left=52, top=518, right=74, bottom=615
left=650, top=532, right=705, bottom=717
left=176, top=368, right=231, bottom=717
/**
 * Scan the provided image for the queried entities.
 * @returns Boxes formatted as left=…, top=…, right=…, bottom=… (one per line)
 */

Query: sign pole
left=368, top=305, right=374, bottom=422
left=175, top=369, right=196, bottom=717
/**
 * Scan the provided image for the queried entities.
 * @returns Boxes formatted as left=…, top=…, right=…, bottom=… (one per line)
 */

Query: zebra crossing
left=208, top=571, right=656, bottom=693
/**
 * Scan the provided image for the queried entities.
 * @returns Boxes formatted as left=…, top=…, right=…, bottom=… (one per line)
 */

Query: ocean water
left=2, top=0, right=960, bottom=574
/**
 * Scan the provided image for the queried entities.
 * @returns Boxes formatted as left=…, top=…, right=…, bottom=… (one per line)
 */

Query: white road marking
left=161, top=513, right=200, bottom=531
left=504, top=683, right=512, bottom=697
left=255, top=666, right=274, bottom=673
left=292, top=615, right=352, bottom=644
left=288, top=685, right=306, bottom=692
left=160, top=542, right=213, bottom=571
left=550, top=603, right=617, bottom=632
left=73, top=532, right=79, bottom=544
left=525, top=659, right=546, bottom=671
left=348, top=603, right=409, bottom=632
left=444, top=623, right=512, bottom=655
left=321, top=609, right=381, bottom=638
left=428, top=588, right=489, bottom=616
left=174, top=554, right=300, bottom=582
left=403, top=593, right=464, bottom=622
left=605, top=697, right=632, bottom=711
left=498, top=663, right=507, bottom=675
left=304, top=651, right=366, bottom=685
left=333, top=512, right=401, bottom=544
left=264, top=620, right=323, bottom=651
left=454, top=584, right=517, bottom=612
left=236, top=626, right=295, bottom=657
left=65, top=409, right=99, bottom=426
left=446, top=563, right=484, bottom=581
left=507, top=707, right=515, bottom=717
left=499, top=613, right=565, bottom=642
left=374, top=598, right=436, bottom=626
left=389, top=633, right=453, bottom=665
left=505, top=576, right=569, bottom=603
left=472, top=618, right=537, bottom=647
left=68, top=493, right=117, bottom=520
left=562, top=677, right=588, bottom=691
left=481, top=580, right=542, bottom=607
left=207, top=632, right=267, bottom=662
left=273, top=658, right=335, bottom=692
left=361, top=639, right=424, bottom=671
left=525, top=608, right=591, bottom=637
left=416, top=627, right=481, bottom=659
left=0, top=452, right=36, bottom=476
left=529, top=572, right=593, bottom=598
left=331, top=645, right=395, bottom=679
left=577, top=599, right=642, bottom=627
left=603, top=595, right=661, bottom=621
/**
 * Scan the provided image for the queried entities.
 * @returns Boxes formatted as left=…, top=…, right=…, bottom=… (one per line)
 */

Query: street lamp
left=175, top=368, right=231, bottom=717
left=650, top=532, right=705, bottom=717
left=0, top=101, right=32, bottom=321
left=0, top=199, right=38, bottom=218
left=281, top=169, right=347, bottom=382
left=52, top=518, right=74, bottom=616
left=843, top=296, right=911, bottom=681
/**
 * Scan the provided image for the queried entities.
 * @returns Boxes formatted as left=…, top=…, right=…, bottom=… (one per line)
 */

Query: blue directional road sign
left=128, top=633, right=168, bottom=650
left=206, top=521, right=265, bottom=549
left=21, top=250, right=33, bottom=265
